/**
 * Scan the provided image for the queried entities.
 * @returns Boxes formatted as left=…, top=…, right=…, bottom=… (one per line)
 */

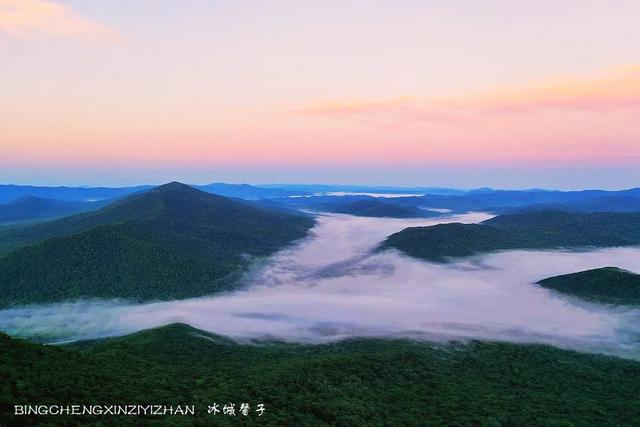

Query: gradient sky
left=1, top=0, right=639, bottom=189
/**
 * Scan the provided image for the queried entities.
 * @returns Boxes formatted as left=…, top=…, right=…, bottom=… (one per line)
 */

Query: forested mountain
left=381, top=211, right=640, bottom=262
left=538, top=267, right=640, bottom=305
left=0, top=182, right=314, bottom=307
left=2, top=323, right=639, bottom=426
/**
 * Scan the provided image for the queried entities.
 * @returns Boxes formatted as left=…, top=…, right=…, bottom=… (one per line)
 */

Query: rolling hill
left=2, top=323, right=639, bottom=425
left=0, top=182, right=314, bottom=307
left=537, top=267, right=640, bottom=305
left=381, top=211, right=640, bottom=262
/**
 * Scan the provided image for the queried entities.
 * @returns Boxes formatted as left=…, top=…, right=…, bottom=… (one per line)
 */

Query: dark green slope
left=381, top=211, right=640, bottom=262
left=2, top=323, right=640, bottom=426
left=381, top=222, right=520, bottom=261
left=538, top=267, right=640, bottom=305
left=0, top=225, right=231, bottom=305
left=483, top=211, right=640, bottom=246
left=0, top=182, right=314, bottom=306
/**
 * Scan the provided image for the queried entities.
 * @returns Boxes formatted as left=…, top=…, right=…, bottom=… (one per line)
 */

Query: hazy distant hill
left=501, top=195, right=640, bottom=214
left=258, top=183, right=467, bottom=196
left=266, top=195, right=442, bottom=218
left=0, top=184, right=149, bottom=203
left=330, top=199, right=437, bottom=218
left=381, top=211, right=640, bottom=262
left=397, top=188, right=640, bottom=213
left=0, top=182, right=314, bottom=307
left=197, top=182, right=304, bottom=199
left=538, top=267, right=640, bottom=305
left=2, top=322, right=639, bottom=426
left=0, top=196, right=108, bottom=224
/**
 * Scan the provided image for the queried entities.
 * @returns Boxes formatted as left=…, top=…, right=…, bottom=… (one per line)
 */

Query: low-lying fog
left=2, top=212, right=640, bottom=358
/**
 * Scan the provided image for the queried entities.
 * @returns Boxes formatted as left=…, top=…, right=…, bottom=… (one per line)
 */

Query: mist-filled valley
left=5, top=3, right=640, bottom=422
left=3, top=210, right=640, bottom=359
left=3, top=182, right=640, bottom=426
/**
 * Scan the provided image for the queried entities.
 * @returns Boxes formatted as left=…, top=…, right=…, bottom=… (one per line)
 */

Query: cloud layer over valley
left=2, top=212, right=640, bottom=358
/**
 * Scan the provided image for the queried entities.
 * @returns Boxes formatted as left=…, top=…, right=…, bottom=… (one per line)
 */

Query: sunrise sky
left=1, top=0, right=639, bottom=188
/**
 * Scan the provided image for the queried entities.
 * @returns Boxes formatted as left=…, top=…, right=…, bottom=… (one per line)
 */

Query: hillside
left=0, top=182, right=314, bottom=306
left=2, top=323, right=639, bottom=425
left=0, top=196, right=108, bottom=224
left=538, top=267, right=640, bottom=305
left=381, top=211, right=640, bottom=262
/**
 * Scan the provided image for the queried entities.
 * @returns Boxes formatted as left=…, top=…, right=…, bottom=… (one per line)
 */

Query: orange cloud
left=296, top=64, right=640, bottom=123
left=469, top=64, right=640, bottom=113
left=0, top=0, right=119, bottom=41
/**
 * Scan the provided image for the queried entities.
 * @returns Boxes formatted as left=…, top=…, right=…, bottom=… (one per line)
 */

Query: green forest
left=0, top=183, right=314, bottom=307
left=538, top=267, right=640, bottom=305
left=381, top=211, right=640, bottom=262
left=2, top=323, right=640, bottom=426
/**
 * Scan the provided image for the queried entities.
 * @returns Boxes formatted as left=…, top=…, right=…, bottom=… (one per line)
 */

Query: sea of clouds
left=2, top=212, right=640, bottom=357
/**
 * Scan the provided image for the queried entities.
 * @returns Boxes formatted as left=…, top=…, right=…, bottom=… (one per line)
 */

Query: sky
left=1, top=0, right=639, bottom=189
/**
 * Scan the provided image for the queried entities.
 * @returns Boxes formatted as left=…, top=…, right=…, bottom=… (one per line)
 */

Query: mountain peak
left=152, top=181, right=194, bottom=192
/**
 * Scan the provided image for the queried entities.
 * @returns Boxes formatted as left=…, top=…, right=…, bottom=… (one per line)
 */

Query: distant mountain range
left=2, top=322, right=640, bottom=425
left=538, top=267, right=640, bottom=305
left=0, top=182, right=314, bottom=307
left=395, top=188, right=640, bottom=214
left=381, top=211, right=640, bottom=262
left=258, top=184, right=467, bottom=195
left=0, top=182, right=302, bottom=204
left=2, top=184, right=640, bottom=220
left=259, top=187, right=640, bottom=219
left=500, top=195, right=640, bottom=214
